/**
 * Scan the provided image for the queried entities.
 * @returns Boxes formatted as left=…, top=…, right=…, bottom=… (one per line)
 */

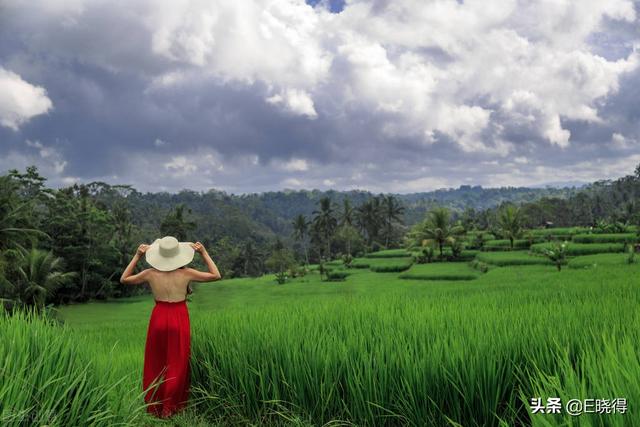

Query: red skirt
left=143, top=299, right=191, bottom=418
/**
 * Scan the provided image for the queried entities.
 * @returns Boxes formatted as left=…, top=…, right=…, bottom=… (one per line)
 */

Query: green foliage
left=409, top=206, right=464, bottom=258
left=413, top=245, right=435, bottom=264
left=448, top=236, right=465, bottom=259
left=468, top=259, right=490, bottom=273
left=0, top=307, right=148, bottom=426
left=380, top=194, right=406, bottom=249
left=471, top=231, right=489, bottom=249
left=594, top=219, right=628, bottom=234
left=8, top=246, right=77, bottom=311
left=159, top=203, right=196, bottom=241
left=291, top=213, right=311, bottom=266
left=540, top=241, right=569, bottom=271
left=495, top=204, right=524, bottom=250
left=311, top=196, right=339, bottom=259
left=287, top=264, right=308, bottom=278
left=265, top=238, right=296, bottom=284
left=334, top=224, right=365, bottom=261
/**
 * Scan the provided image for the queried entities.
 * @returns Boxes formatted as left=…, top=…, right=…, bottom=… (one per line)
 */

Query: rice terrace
left=2, top=164, right=640, bottom=426
left=3, top=1, right=640, bottom=426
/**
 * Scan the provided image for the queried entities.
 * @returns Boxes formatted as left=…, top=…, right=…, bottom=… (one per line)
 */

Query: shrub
left=342, top=253, right=353, bottom=267
left=469, top=259, right=489, bottom=273
left=540, top=241, right=568, bottom=271
left=627, top=246, right=636, bottom=265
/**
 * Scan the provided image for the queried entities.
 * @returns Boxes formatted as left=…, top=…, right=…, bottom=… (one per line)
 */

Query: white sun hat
left=145, top=236, right=195, bottom=271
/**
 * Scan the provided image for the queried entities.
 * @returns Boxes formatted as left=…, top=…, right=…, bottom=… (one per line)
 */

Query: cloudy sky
left=1, top=0, right=639, bottom=194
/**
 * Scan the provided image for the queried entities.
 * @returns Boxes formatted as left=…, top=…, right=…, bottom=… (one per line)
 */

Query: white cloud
left=0, top=67, right=53, bottom=130
left=273, top=157, right=310, bottom=172
left=514, top=156, right=529, bottom=164
left=23, top=139, right=67, bottom=173
left=282, top=177, right=304, bottom=187
left=266, top=88, right=318, bottom=118
left=154, top=138, right=167, bottom=147
left=164, top=155, right=197, bottom=176
left=611, top=132, right=637, bottom=150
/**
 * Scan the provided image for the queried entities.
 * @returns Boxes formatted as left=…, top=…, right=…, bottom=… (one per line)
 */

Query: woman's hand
left=190, top=242, right=205, bottom=254
left=136, top=244, right=150, bottom=257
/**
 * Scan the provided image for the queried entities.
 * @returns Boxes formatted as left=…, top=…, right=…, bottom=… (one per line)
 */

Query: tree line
left=2, top=163, right=639, bottom=312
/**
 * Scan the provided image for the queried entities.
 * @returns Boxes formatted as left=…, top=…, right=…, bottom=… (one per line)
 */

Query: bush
left=468, top=259, right=489, bottom=273
left=540, top=241, right=568, bottom=271
left=288, top=264, right=308, bottom=278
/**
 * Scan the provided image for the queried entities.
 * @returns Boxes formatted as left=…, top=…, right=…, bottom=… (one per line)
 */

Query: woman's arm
left=186, top=242, right=222, bottom=282
left=120, top=244, right=152, bottom=285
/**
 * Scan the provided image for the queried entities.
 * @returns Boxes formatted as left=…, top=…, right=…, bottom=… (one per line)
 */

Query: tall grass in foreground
left=0, top=307, right=151, bottom=426
left=189, top=265, right=640, bottom=426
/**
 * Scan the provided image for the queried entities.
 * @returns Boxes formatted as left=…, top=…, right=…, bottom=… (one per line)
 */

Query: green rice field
left=3, top=244, right=640, bottom=426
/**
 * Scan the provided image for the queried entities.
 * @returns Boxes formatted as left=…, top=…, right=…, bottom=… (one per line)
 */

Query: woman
left=120, top=236, right=222, bottom=418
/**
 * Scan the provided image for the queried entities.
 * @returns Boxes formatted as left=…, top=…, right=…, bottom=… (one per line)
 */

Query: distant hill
left=120, top=185, right=579, bottom=246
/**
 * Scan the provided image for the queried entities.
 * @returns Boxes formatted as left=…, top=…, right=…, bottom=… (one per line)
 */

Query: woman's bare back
left=147, top=269, right=192, bottom=302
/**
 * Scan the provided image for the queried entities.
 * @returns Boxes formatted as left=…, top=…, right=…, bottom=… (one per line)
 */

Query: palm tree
left=355, top=197, right=384, bottom=249
left=338, top=198, right=357, bottom=257
left=160, top=203, right=197, bottom=241
left=311, top=197, right=338, bottom=259
left=497, top=204, right=523, bottom=250
left=381, top=195, right=405, bottom=248
left=239, top=240, right=263, bottom=276
left=0, top=175, right=49, bottom=249
left=291, top=214, right=310, bottom=266
left=415, top=207, right=464, bottom=258
left=10, top=245, right=77, bottom=311
left=338, top=198, right=355, bottom=227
